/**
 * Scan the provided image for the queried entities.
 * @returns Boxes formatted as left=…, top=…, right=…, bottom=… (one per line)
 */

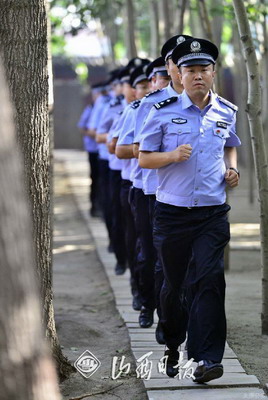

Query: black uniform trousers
left=120, top=179, right=138, bottom=293
left=153, top=201, right=230, bottom=363
left=148, top=194, right=163, bottom=317
left=87, top=151, right=100, bottom=211
left=131, top=188, right=156, bottom=311
left=98, top=159, right=113, bottom=245
left=109, top=169, right=127, bottom=265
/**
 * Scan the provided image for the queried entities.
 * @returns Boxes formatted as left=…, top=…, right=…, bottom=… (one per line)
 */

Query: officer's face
left=178, top=64, right=215, bottom=98
left=166, top=58, right=183, bottom=89
left=155, top=74, right=170, bottom=90
left=135, top=80, right=150, bottom=99
left=123, top=82, right=136, bottom=103
left=114, top=82, right=123, bottom=96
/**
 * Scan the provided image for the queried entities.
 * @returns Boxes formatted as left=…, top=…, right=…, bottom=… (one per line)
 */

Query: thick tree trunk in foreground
left=0, top=1, right=73, bottom=377
left=0, top=58, right=60, bottom=400
left=233, top=0, right=268, bottom=334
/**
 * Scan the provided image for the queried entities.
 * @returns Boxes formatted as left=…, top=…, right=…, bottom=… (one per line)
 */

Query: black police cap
left=161, top=34, right=193, bottom=61
left=127, top=57, right=151, bottom=74
left=145, top=57, right=168, bottom=79
left=130, top=63, right=150, bottom=88
left=172, top=38, right=219, bottom=67
left=118, top=65, right=131, bottom=83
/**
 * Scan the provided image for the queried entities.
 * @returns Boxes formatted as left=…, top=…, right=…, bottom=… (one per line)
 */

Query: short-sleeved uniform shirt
left=77, top=105, right=98, bottom=153
left=134, top=83, right=180, bottom=194
left=139, top=90, right=241, bottom=207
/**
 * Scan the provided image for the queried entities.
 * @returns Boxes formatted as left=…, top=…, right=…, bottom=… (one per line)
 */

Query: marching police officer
left=139, top=38, right=241, bottom=382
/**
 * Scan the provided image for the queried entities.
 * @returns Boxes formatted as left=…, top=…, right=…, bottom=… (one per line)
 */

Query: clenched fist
left=225, top=169, right=239, bottom=188
left=171, top=144, right=192, bottom=163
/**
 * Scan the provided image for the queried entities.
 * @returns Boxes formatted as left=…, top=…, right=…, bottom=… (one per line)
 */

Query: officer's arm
left=133, top=143, right=139, bottom=159
left=139, top=144, right=192, bottom=169
left=85, top=128, right=96, bottom=138
left=96, top=133, right=108, bottom=143
left=224, top=147, right=239, bottom=188
left=224, top=147, right=237, bottom=170
left=115, top=145, right=135, bottom=159
left=139, top=151, right=175, bottom=168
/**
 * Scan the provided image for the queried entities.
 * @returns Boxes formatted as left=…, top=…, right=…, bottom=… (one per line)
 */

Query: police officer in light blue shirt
left=139, top=38, right=241, bottom=382
left=77, top=103, right=100, bottom=217
left=96, top=69, right=128, bottom=275
left=133, top=36, right=192, bottom=344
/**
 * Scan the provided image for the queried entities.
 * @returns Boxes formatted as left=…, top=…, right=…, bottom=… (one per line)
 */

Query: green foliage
left=75, top=62, right=89, bottom=83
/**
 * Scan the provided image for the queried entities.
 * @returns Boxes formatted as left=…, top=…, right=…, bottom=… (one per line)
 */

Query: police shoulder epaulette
left=110, top=98, right=121, bottom=107
left=154, top=96, right=177, bottom=110
left=145, top=89, right=163, bottom=98
left=217, top=96, right=238, bottom=112
left=131, top=99, right=141, bottom=109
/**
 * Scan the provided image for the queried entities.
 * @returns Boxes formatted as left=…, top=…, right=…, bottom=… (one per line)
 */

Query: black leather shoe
left=114, top=262, right=126, bottom=275
left=132, top=292, right=142, bottom=311
left=139, top=307, right=154, bottom=328
left=193, top=360, right=223, bottom=383
left=155, top=322, right=165, bottom=345
left=164, top=349, right=180, bottom=378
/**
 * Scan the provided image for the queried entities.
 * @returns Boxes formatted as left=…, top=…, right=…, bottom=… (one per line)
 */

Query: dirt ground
left=53, top=163, right=148, bottom=400
left=53, top=159, right=268, bottom=399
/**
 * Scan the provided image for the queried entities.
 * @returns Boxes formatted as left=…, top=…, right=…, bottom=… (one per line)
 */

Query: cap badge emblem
left=177, top=36, right=186, bottom=45
left=135, top=58, right=142, bottom=66
left=190, top=41, right=201, bottom=52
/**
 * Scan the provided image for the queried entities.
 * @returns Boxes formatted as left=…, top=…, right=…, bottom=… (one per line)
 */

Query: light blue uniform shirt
left=139, top=90, right=241, bottom=207
left=134, top=83, right=180, bottom=194
left=108, top=111, right=124, bottom=171
left=97, top=95, right=124, bottom=162
left=77, top=105, right=98, bottom=153
left=117, top=101, right=141, bottom=185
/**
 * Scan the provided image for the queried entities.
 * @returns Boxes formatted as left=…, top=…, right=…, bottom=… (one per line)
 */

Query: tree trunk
left=125, top=0, right=137, bottom=58
left=261, top=0, right=268, bottom=136
left=178, top=0, right=188, bottom=34
left=0, top=56, right=61, bottom=400
left=232, top=0, right=268, bottom=335
left=161, top=0, right=171, bottom=41
left=149, top=0, right=160, bottom=58
left=0, top=0, right=73, bottom=378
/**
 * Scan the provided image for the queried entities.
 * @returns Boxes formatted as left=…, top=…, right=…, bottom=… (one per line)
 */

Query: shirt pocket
left=212, top=128, right=230, bottom=159
left=162, top=125, right=192, bottom=151
left=173, top=126, right=192, bottom=150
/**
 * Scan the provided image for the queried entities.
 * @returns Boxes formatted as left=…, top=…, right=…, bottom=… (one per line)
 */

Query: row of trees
left=0, top=0, right=267, bottom=399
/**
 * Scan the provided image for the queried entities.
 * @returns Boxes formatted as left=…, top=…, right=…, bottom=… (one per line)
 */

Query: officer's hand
left=172, top=144, right=192, bottom=163
left=225, top=169, right=239, bottom=188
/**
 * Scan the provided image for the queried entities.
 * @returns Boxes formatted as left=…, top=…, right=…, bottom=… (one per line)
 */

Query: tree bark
left=0, top=0, right=73, bottom=378
left=232, top=0, right=268, bottom=335
left=125, top=0, right=137, bottom=58
left=260, top=0, right=268, bottom=135
left=0, top=56, right=61, bottom=400
left=149, top=0, right=160, bottom=58
left=178, top=0, right=188, bottom=34
left=161, top=0, right=171, bottom=41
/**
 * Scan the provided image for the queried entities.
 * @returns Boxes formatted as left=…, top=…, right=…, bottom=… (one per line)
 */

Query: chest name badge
left=216, top=121, right=228, bottom=129
left=172, top=118, right=187, bottom=124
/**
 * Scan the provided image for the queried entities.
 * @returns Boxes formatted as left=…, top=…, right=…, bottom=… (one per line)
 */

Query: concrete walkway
left=56, top=150, right=267, bottom=400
